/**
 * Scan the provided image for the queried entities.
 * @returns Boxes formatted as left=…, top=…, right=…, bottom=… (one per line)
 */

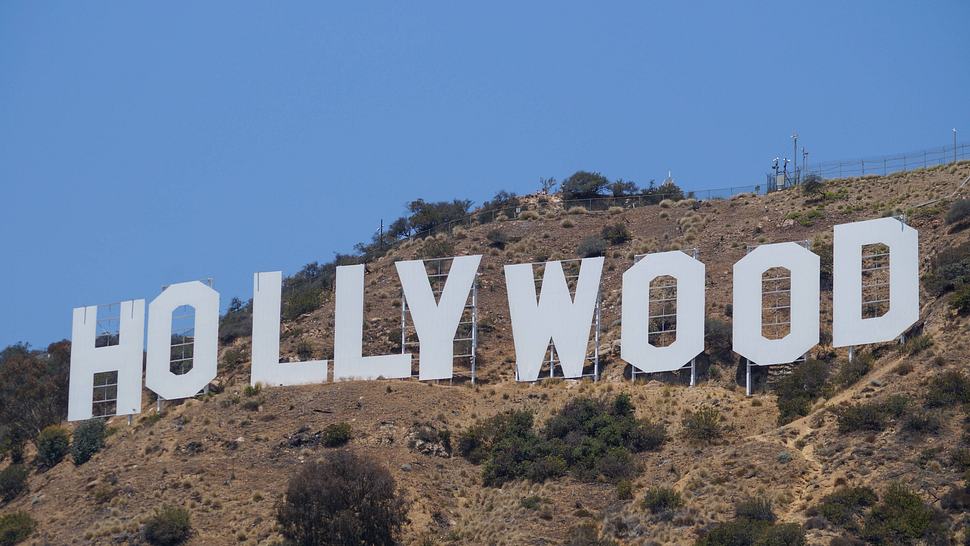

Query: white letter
left=505, top=258, right=603, bottom=381
left=68, top=300, right=144, bottom=421
left=621, top=251, right=705, bottom=373
left=251, top=271, right=328, bottom=386
left=733, top=243, right=819, bottom=366
left=333, top=264, right=412, bottom=380
left=833, top=217, right=918, bottom=347
left=396, top=255, right=481, bottom=380
left=146, top=281, right=219, bottom=400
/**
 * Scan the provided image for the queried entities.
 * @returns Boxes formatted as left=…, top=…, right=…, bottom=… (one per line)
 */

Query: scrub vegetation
left=457, top=394, right=667, bottom=486
left=3, top=164, right=970, bottom=543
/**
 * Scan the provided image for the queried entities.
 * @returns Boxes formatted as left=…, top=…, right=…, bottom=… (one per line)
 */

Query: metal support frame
left=400, top=256, right=479, bottom=384
left=529, top=258, right=600, bottom=381
left=92, top=370, right=119, bottom=418
left=169, top=305, right=196, bottom=376
left=94, top=302, right=121, bottom=348
left=861, top=245, right=891, bottom=319
left=744, top=242, right=810, bottom=396
left=90, top=303, right=122, bottom=418
left=154, top=278, right=214, bottom=416
left=630, top=249, right=698, bottom=385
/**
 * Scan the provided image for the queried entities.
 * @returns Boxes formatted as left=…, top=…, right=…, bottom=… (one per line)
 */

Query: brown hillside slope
left=6, top=162, right=970, bottom=545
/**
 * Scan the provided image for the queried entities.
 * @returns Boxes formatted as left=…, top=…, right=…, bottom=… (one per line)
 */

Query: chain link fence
left=396, top=142, right=969, bottom=243
left=805, top=143, right=969, bottom=180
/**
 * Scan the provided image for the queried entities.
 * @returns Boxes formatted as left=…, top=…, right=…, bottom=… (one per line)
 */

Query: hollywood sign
left=67, top=218, right=918, bottom=421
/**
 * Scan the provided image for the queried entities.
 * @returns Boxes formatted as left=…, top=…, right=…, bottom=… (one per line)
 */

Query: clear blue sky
left=1, top=1, right=968, bottom=348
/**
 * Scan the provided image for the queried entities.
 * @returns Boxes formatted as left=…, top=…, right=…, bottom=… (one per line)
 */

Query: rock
left=184, top=441, right=204, bottom=455
left=405, top=425, right=452, bottom=458
left=401, top=463, right=412, bottom=472
left=285, top=428, right=324, bottom=448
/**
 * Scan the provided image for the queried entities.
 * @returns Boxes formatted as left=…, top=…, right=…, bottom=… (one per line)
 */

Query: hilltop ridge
left=4, top=161, right=970, bottom=545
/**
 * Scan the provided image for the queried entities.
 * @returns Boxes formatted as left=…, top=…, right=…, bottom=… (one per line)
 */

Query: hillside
left=5, top=162, right=970, bottom=545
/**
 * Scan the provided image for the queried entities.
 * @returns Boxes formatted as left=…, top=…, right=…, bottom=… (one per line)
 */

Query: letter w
left=504, top=258, right=603, bottom=381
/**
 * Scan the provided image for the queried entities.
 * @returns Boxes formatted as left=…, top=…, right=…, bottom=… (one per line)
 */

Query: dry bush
left=277, top=451, right=407, bottom=546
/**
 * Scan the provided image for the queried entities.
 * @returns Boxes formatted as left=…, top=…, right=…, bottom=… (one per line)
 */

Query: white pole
left=745, top=360, right=752, bottom=396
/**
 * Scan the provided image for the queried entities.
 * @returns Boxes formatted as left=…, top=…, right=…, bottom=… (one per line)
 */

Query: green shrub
left=754, top=523, right=806, bottom=546
left=837, top=405, right=885, bottom=434
left=601, top=223, right=630, bottom=245
left=946, top=198, right=970, bottom=225
left=35, top=425, right=70, bottom=468
left=143, top=505, right=192, bottom=546
left=480, top=432, right=558, bottom=486
left=0, top=341, right=71, bottom=465
left=649, top=180, right=686, bottom=202
left=321, top=423, right=352, bottom=447
left=592, top=447, right=636, bottom=482
left=950, top=285, right=970, bottom=314
left=923, top=241, right=970, bottom=296
left=642, top=486, right=683, bottom=514
left=563, top=523, right=618, bottom=546
left=277, top=450, right=407, bottom=546
left=0, top=511, right=36, bottom=545
left=406, top=198, right=472, bottom=234
left=924, top=369, right=970, bottom=407
left=478, top=191, right=519, bottom=224
left=243, top=383, right=262, bottom=397
left=282, top=285, right=323, bottom=321
left=72, top=419, right=107, bottom=465
left=577, top=236, right=608, bottom=258
left=735, top=497, right=775, bottom=523
left=696, top=520, right=765, bottom=546
left=461, top=395, right=660, bottom=486
left=901, top=334, right=933, bottom=355
left=774, top=360, right=831, bottom=424
left=834, top=354, right=872, bottom=388
left=520, top=495, right=542, bottom=510
left=801, top=173, right=824, bottom=195
left=704, top=318, right=733, bottom=362
left=837, top=396, right=908, bottom=433
left=629, top=420, right=668, bottom=451
left=220, top=346, right=247, bottom=372
left=218, top=297, right=252, bottom=344
left=813, top=486, right=877, bottom=529
left=616, top=480, right=633, bottom=500
left=682, top=406, right=722, bottom=442
left=295, top=340, right=314, bottom=360
left=813, top=237, right=834, bottom=290
left=696, top=497, right=804, bottom=546
left=860, top=483, right=947, bottom=545
left=457, top=410, right=533, bottom=466
left=881, top=394, right=910, bottom=417
left=902, top=412, right=942, bottom=434
left=561, top=171, right=609, bottom=201
left=0, top=464, right=28, bottom=503
left=420, top=238, right=455, bottom=259
left=541, top=395, right=653, bottom=482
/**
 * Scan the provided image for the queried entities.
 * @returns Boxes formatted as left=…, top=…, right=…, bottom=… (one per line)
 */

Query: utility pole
left=792, top=131, right=799, bottom=184
left=802, top=147, right=808, bottom=175
left=953, top=127, right=957, bottom=163
left=379, top=219, right=384, bottom=250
